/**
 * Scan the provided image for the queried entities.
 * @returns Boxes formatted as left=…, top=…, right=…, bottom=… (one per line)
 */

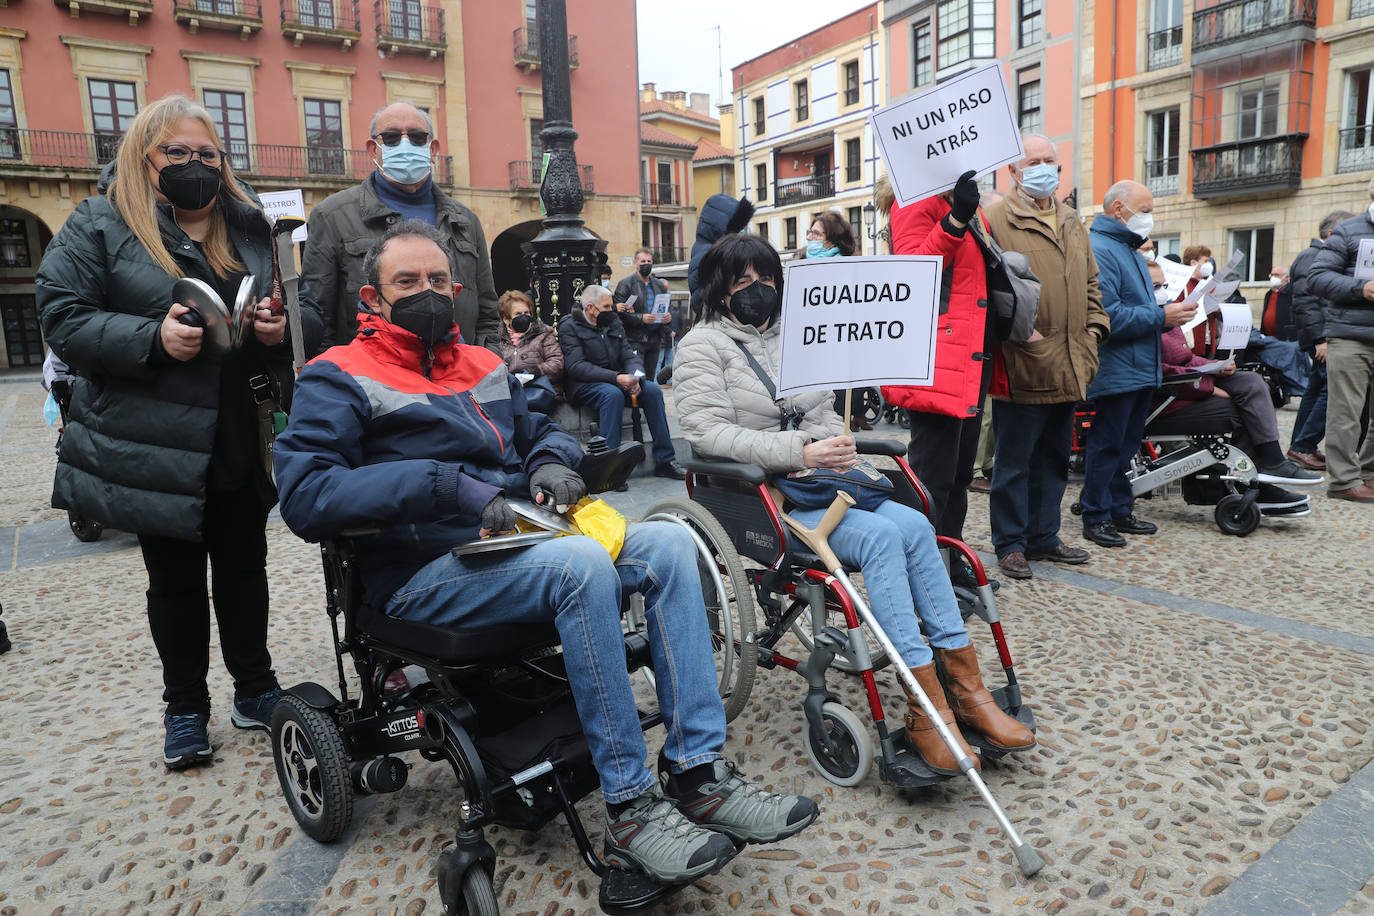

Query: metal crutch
left=780, top=491, right=1045, bottom=878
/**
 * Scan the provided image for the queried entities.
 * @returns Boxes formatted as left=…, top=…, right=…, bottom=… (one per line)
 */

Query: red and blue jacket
left=274, top=312, right=583, bottom=603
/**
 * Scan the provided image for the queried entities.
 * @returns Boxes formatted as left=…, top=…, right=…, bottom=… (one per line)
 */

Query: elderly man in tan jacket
left=982, top=134, right=1110, bottom=580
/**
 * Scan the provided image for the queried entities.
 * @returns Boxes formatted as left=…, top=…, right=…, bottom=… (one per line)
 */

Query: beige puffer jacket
left=673, top=316, right=841, bottom=473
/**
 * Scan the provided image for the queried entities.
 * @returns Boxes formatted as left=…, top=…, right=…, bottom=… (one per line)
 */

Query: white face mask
left=1142, top=250, right=1156, bottom=262
left=1123, top=208, right=1153, bottom=240
left=1269, top=275, right=1284, bottom=288
left=1199, top=261, right=1215, bottom=279
left=1155, top=288, right=1172, bottom=305
left=1368, top=201, right=1374, bottom=222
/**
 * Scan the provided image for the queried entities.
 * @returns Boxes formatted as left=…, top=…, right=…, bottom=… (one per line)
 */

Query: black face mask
left=594, top=309, right=616, bottom=329
left=156, top=160, right=222, bottom=211
left=727, top=281, right=779, bottom=328
left=510, top=313, right=533, bottom=333
left=384, top=288, right=455, bottom=350
left=637, top=263, right=652, bottom=278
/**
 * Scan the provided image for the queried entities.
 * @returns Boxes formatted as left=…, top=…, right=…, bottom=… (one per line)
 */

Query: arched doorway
left=489, top=219, right=605, bottom=306
left=0, top=205, right=54, bottom=370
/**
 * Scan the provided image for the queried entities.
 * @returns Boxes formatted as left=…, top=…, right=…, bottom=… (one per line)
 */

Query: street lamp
left=521, top=0, right=606, bottom=329
left=862, top=202, right=876, bottom=255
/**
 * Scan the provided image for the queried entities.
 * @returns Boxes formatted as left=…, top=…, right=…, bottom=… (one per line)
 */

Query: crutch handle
left=780, top=491, right=854, bottom=571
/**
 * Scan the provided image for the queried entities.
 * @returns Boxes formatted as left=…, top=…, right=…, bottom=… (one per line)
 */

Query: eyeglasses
left=373, top=129, right=431, bottom=147
left=156, top=145, right=224, bottom=167
left=805, top=230, right=825, bottom=240
left=381, top=273, right=451, bottom=293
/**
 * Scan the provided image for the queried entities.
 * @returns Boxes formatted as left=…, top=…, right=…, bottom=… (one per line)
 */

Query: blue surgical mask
left=806, top=240, right=840, bottom=258
left=1018, top=163, right=1060, bottom=200
left=377, top=138, right=433, bottom=185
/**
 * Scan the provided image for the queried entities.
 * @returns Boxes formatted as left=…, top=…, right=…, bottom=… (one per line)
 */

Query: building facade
left=1078, top=0, right=1374, bottom=291
left=881, top=0, right=1087, bottom=205
left=638, top=86, right=724, bottom=266
left=0, top=0, right=640, bottom=368
left=731, top=4, right=885, bottom=257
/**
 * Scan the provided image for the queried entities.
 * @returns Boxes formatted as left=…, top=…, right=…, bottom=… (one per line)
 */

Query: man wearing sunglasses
left=303, top=101, right=501, bottom=357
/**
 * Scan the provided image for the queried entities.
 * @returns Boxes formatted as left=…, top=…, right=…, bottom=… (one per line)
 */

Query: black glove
left=530, top=463, right=587, bottom=507
left=480, top=494, right=516, bottom=534
left=949, top=169, right=980, bottom=225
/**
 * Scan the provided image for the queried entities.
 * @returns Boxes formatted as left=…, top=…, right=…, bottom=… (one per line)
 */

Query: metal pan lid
left=172, top=277, right=231, bottom=352
left=506, top=498, right=580, bottom=535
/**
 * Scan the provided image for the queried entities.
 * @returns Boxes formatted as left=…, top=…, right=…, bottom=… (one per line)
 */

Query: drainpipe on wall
left=1109, top=0, right=1118, bottom=188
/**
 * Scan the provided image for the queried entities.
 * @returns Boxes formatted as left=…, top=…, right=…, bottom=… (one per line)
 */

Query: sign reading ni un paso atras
left=775, top=255, right=944, bottom=398
left=870, top=63, right=1025, bottom=208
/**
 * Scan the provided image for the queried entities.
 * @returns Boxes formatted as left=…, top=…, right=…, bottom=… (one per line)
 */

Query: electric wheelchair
left=638, top=438, right=1035, bottom=790
left=267, top=444, right=732, bottom=915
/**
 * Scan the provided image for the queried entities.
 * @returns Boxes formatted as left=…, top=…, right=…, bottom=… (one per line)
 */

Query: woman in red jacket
left=881, top=170, right=994, bottom=551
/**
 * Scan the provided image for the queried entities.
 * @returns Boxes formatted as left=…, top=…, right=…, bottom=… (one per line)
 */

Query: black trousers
left=905, top=410, right=983, bottom=540
left=138, top=487, right=277, bottom=716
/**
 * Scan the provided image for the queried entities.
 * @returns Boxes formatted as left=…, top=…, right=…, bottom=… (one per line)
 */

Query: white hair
left=580, top=284, right=613, bottom=308
left=1103, top=180, right=1137, bottom=212
left=368, top=102, right=434, bottom=139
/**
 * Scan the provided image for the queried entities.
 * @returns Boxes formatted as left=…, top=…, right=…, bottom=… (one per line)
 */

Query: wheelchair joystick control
left=354, top=756, right=408, bottom=795
left=586, top=422, right=608, bottom=456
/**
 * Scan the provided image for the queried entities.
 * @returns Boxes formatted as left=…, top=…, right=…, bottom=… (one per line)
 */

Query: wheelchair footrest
left=879, top=733, right=950, bottom=789
left=599, top=866, right=679, bottom=914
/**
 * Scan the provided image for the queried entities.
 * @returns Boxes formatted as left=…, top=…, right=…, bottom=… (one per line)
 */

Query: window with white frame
left=1146, top=107, right=1180, bottom=195
left=1228, top=227, right=1274, bottom=283
left=1148, top=0, right=1184, bottom=70
left=1339, top=67, right=1373, bottom=173
left=937, top=0, right=995, bottom=73
left=1237, top=80, right=1280, bottom=139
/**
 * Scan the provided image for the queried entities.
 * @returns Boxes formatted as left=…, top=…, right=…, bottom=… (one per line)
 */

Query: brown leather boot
left=902, top=663, right=980, bottom=775
left=933, top=644, right=1036, bottom=752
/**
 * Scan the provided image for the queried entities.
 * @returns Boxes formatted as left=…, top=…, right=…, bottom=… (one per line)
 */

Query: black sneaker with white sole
left=603, top=784, right=737, bottom=884
left=1257, top=459, right=1323, bottom=486
left=1257, top=484, right=1308, bottom=510
left=163, top=712, right=213, bottom=769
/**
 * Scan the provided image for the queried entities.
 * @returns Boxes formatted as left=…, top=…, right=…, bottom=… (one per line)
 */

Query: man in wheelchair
left=273, top=222, right=817, bottom=887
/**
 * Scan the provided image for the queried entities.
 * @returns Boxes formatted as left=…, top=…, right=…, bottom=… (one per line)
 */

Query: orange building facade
left=1079, top=0, right=1374, bottom=287
left=0, top=0, right=641, bottom=368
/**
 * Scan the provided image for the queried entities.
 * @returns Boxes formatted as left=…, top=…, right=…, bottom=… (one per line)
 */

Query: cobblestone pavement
left=0, top=376, right=1371, bottom=915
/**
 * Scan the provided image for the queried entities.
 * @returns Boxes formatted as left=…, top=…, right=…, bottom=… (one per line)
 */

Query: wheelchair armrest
left=854, top=437, right=906, bottom=457
left=1161, top=371, right=1203, bottom=386
left=681, top=456, right=767, bottom=485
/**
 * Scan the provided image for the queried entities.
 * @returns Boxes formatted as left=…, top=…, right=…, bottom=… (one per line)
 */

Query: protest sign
left=1158, top=257, right=1193, bottom=302
left=1355, top=239, right=1374, bottom=282
left=1216, top=302, right=1251, bottom=350
left=650, top=292, right=671, bottom=319
left=775, top=255, right=942, bottom=398
left=870, top=64, right=1023, bottom=208
left=258, top=190, right=308, bottom=242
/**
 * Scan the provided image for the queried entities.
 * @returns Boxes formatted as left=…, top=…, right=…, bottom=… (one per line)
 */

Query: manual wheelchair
left=267, top=445, right=736, bottom=915
left=638, top=438, right=1035, bottom=790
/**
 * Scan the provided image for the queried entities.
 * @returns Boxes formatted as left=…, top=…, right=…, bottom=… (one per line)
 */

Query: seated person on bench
left=558, top=285, right=687, bottom=480
left=273, top=221, right=817, bottom=886
left=1159, top=323, right=1322, bottom=508
left=672, top=232, right=1035, bottom=776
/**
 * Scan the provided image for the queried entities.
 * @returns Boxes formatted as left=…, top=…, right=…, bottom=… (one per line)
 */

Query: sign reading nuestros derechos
left=870, top=63, right=1024, bottom=208
left=775, top=255, right=943, bottom=398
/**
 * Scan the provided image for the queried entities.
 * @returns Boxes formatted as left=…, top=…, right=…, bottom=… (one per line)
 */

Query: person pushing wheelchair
left=273, top=221, right=817, bottom=887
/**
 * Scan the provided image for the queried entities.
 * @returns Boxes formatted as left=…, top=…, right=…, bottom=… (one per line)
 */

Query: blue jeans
left=1290, top=359, right=1327, bottom=453
left=989, top=400, right=1074, bottom=557
left=384, top=522, right=726, bottom=802
left=788, top=499, right=969, bottom=668
left=1081, top=388, right=1154, bottom=525
left=575, top=380, right=676, bottom=466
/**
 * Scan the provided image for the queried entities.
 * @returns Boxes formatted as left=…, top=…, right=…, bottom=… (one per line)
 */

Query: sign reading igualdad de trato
left=776, top=255, right=943, bottom=398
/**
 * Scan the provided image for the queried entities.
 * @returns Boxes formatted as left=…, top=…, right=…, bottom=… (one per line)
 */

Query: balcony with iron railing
left=651, top=245, right=687, bottom=264
left=1146, top=157, right=1181, bottom=196
left=508, top=159, right=595, bottom=194
left=775, top=173, right=835, bottom=206
left=173, top=0, right=264, bottom=36
left=641, top=182, right=679, bottom=207
left=1353, top=0, right=1374, bottom=16
left=513, top=25, right=579, bottom=72
left=375, top=0, right=444, bottom=56
left=0, top=129, right=453, bottom=186
left=1147, top=26, right=1184, bottom=69
left=53, top=0, right=155, bottom=24
left=1192, top=0, right=1316, bottom=56
left=280, top=0, right=361, bottom=47
left=1190, top=134, right=1305, bottom=197
left=1337, top=125, right=1374, bottom=173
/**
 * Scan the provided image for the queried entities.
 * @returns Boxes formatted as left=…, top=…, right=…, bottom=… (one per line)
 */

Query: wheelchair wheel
left=1214, top=494, right=1261, bottom=537
left=68, top=512, right=103, bottom=542
left=271, top=695, right=353, bottom=842
left=459, top=867, right=499, bottom=916
left=803, top=702, right=873, bottom=788
left=644, top=499, right=758, bottom=723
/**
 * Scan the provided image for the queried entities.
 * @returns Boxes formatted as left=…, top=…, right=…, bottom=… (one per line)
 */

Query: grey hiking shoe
left=662, top=756, right=819, bottom=844
left=603, top=784, right=737, bottom=884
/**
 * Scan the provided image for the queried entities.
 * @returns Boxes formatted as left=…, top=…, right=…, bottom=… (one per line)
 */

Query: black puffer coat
left=36, top=184, right=320, bottom=541
left=1308, top=209, right=1374, bottom=344
left=557, top=309, right=643, bottom=402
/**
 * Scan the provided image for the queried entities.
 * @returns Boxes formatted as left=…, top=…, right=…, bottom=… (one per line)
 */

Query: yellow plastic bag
left=570, top=497, right=627, bottom=561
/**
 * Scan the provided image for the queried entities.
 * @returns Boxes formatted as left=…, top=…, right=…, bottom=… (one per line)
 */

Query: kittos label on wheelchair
left=776, top=255, right=943, bottom=398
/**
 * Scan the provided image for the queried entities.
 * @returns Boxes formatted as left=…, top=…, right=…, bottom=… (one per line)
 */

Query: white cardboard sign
left=650, top=292, right=672, bottom=318
left=775, top=255, right=943, bottom=398
left=1216, top=303, right=1252, bottom=350
left=258, top=189, right=308, bottom=243
left=1158, top=257, right=1194, bottom=302
left=870, top=64, right=1024, bottom=208
left=1355, top=238, right=1374, bottom=281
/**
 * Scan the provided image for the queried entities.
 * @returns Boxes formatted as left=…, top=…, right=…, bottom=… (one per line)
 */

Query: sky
left=635, top=0, right=876, bottom=113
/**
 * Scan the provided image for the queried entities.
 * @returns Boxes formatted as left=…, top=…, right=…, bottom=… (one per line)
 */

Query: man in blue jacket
left=274, top=222, right=816, bottom=886
left=1083, top=181, right=1197, bottom=547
